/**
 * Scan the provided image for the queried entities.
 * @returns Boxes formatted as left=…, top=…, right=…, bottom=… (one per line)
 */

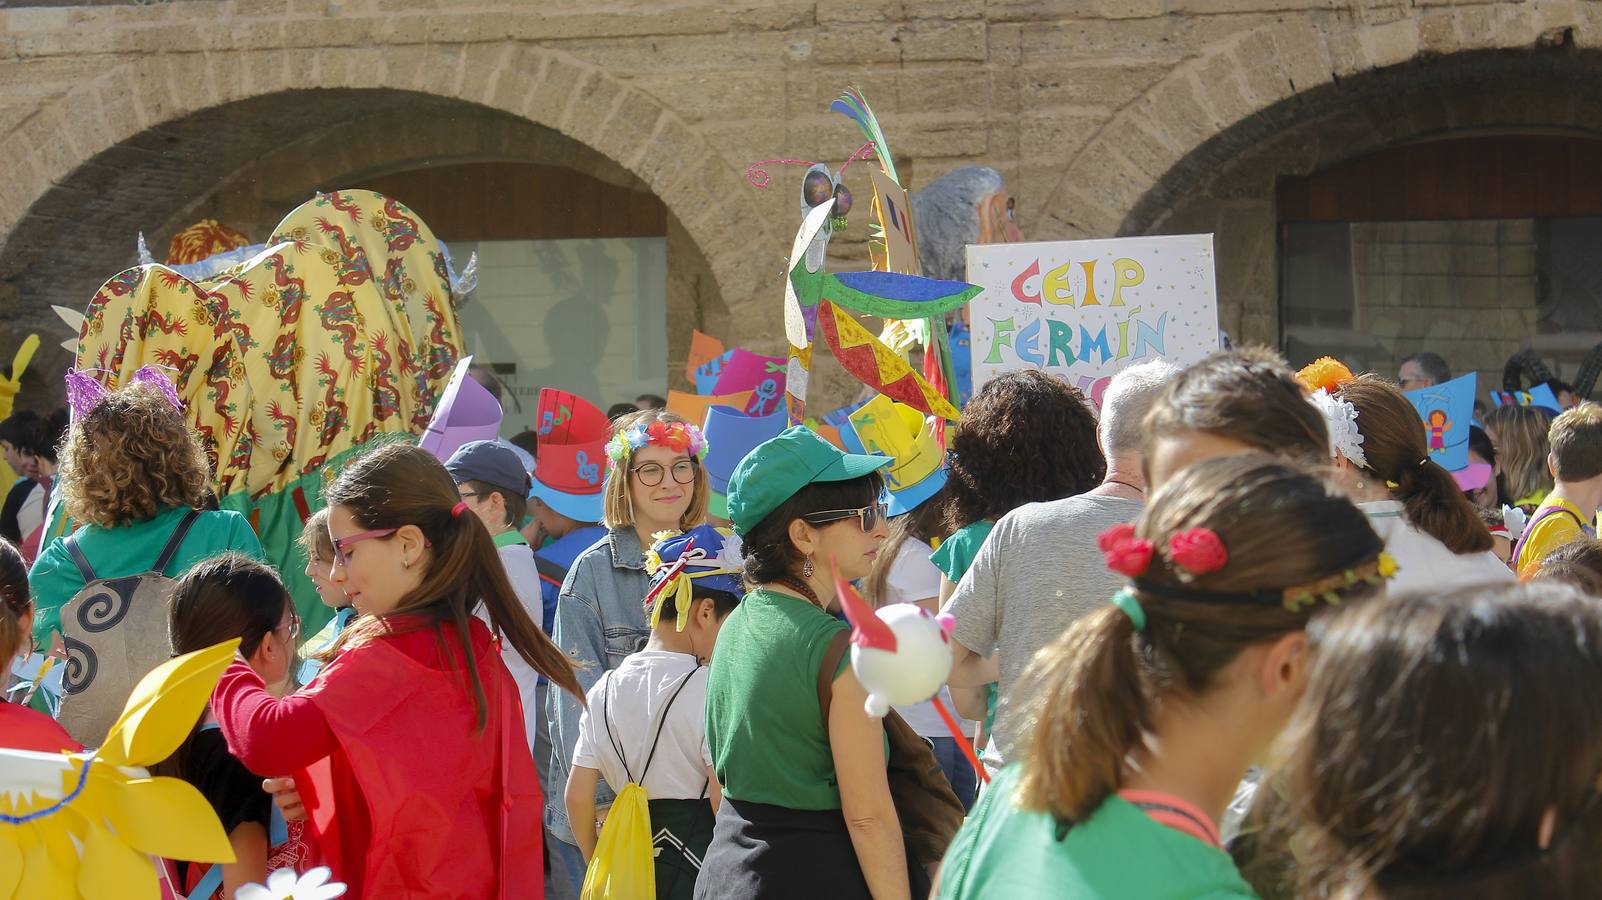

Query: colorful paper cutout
left=868, top=167, right=921, bottom=275
left=847, top=396, right=948, bottom=516
left=665, top=389, right=754, bottom=430
left=1491, top=383, right=1561, bottom=414
left=711, top=349, right=787, bottom=417
left=686, top=331, right=726, bottom=382
left=528, top=389, right=610, bottom=523
left=692, top=350, right=737, bottom=396
left=418, top=356, right=504, bottom=464
left=1405, top=372, right=1477, bottom=473
left=816, top=300, right=961, bottom=422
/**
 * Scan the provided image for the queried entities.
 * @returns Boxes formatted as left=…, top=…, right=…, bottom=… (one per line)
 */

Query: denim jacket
left=544, top=527, right=652, bottom=845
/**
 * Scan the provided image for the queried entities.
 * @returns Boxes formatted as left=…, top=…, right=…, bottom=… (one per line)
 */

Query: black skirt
left=692, top=799, right=873, bottom=900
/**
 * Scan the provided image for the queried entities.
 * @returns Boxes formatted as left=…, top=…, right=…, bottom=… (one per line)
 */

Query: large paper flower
left=237, top=866, right=347, bottom=900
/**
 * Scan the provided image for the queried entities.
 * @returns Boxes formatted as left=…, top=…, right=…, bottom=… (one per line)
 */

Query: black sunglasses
left=802, top=503, right=888, bottom=533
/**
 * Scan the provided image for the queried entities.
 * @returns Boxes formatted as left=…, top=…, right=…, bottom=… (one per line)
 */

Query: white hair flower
left=236, top=867, right=347, bottom=900
left=1307, top=389, right=1367, bottom=468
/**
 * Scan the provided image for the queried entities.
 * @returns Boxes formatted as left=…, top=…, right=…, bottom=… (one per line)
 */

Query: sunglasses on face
left=331, top=527, right=399, bottom=568
left=802, top=502, right=888, bottom=533
left=632, top=459, right=697, bottom=487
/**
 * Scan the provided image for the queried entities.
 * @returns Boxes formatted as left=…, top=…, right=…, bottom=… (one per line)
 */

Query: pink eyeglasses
left=331, top=527, right=398, bottom=567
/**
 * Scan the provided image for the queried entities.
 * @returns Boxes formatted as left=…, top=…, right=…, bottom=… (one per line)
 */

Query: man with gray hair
left=942, top=360, right=1180, bottom=770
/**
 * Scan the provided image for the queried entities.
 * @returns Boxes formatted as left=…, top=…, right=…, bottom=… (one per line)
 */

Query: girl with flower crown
left=934, top=453, right=1388, bottom=899
left=546, top=409, right=711, bottom=879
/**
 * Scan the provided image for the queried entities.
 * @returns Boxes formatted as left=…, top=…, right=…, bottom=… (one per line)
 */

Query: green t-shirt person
left=30, top=505, right=265, bottom=644
left=931, top=520, right=995, bottom=583
left=936, top=766, right=1257, bottom=899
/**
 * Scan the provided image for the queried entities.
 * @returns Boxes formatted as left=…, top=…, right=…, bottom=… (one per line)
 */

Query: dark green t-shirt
left=704, top=587, right=850, bottom=810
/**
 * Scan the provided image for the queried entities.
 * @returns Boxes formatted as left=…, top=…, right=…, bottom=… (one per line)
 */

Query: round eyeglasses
left=632, top=459, right=697, bottom=487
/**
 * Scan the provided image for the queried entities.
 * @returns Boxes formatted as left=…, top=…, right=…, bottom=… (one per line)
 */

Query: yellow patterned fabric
left=166, top=219, right=251, bottom=266
left=75, top=191, right=464, bottom=500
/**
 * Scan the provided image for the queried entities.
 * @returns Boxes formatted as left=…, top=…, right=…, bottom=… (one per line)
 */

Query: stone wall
left=1, top=1, right=1601, bottom=408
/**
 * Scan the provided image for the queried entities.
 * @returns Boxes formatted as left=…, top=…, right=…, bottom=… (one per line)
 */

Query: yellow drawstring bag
left=579, top=781, right=655, bottom=900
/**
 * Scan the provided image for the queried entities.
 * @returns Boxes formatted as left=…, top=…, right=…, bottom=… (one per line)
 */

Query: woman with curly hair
left=28, top=381, right=263, bottom=647
left=935, top=370, right=1103, bottom=600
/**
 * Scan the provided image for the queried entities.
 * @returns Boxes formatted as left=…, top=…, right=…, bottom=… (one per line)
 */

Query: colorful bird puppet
left=62, top=190, right=467, bottom=638
left=0, top=640, right=240, bottom=900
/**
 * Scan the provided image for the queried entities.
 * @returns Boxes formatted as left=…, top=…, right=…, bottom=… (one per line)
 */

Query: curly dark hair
left=942, top=370, right=1103, bottom=531
left=742, top=474, right=884, bottom=585
left=58, top=384, right=212, bottom=528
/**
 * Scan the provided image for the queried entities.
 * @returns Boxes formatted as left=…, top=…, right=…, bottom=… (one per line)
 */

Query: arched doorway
left=0, top=47, right=772, bottom=411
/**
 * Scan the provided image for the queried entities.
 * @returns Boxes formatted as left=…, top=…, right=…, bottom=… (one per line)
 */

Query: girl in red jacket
left=213, top=443, right=584, bottom=898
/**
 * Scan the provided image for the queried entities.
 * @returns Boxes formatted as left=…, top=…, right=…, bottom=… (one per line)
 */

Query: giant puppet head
left=910, top=166, right=1023, bottom=282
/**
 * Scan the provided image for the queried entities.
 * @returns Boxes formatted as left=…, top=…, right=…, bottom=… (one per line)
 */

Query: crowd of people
left=5, top=338, right=1602, bottom=899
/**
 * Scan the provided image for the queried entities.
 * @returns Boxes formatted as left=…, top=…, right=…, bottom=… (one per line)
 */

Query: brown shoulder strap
left=816, top=630, right=850, bottom=731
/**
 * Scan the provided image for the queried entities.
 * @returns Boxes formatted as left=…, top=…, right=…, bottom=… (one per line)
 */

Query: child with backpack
left=159, top=553, right=309, bottom=899
left=1515, top=402, right=1602, bottom=575
left=565, top=525, right=744, bottom=900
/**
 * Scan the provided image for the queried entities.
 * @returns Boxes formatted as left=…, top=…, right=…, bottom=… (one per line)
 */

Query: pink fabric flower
left=1098, top=523, right=1154, bottom=577
left=1168, top=528, right=1229, bottom=575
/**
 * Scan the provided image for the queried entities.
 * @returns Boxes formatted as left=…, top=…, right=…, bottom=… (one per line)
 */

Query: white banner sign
left=965, top=234, right=1219, bottom=408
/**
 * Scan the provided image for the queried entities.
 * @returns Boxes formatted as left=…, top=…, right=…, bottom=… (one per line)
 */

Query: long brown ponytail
left=1337, top=375, right=1493, bottom=554
left=1014, top=453, right=1384, bottom=824
left=324, top=442, right=582, bottom=729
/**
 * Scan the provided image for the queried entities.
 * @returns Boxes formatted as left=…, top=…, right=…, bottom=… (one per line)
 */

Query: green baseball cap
left=727, top=425, right=893, bottom=536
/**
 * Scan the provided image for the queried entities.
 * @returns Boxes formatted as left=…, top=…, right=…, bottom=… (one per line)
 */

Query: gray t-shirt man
left=945, top=493, right=1142, bottom=766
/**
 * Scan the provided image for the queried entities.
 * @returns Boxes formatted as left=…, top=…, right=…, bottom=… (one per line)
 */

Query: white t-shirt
left=474, top=541, right=544, bottom=758
left=883, top=539, right=973, bottom=739
left=573, top=650, right=712, bottom=801
left=1359, top=500, right=1515, bottom=596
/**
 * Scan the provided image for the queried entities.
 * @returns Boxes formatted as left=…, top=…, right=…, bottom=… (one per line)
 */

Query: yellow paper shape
left=17, top=820, right=76, bottom=900
left=0, top=836, right=20, bottom=898
left=848, top=396, right=943, bottom=491
left=98, top=638, right=240, bottom=768
left=78, top=818, right=160, bottom=900
left=82, top=768, right=234, bottom=862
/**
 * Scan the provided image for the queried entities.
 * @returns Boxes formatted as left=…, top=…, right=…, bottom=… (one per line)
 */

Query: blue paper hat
left=645, top=525, right=746, bottom=630
left=702, top=404, right=787, bottom=518
left=1492, top=383, right=1562, bottom=415
left=1405, top=372, right=1477, bottom=474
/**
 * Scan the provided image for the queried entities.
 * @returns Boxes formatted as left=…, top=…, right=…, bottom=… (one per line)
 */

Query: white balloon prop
left=850, top=604, right=955, bottom=718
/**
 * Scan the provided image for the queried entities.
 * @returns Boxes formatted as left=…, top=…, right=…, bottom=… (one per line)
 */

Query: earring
left=403, top=558, right=412, bottom=569
left=801, top=557, right=814, bottom=578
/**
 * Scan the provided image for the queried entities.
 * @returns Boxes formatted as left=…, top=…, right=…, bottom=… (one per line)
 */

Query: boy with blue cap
left=564, top=524, right=745, bottom=900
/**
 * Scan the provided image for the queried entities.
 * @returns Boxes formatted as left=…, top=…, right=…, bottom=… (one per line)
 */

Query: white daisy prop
left=236, top=867, right=347, bottom=900
left=1307, top=388, right=1367, bottom=468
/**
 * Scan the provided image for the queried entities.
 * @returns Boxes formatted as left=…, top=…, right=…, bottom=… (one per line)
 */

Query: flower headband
left=605, top=420, right=708, bottom=469
left=1308, top=388, right=1368, bottom=468
left=1098, top=522, right=1396, bottom=626
left=64, top=365, right=183, bottom=421
left=643, top=527, right=745, bottom=632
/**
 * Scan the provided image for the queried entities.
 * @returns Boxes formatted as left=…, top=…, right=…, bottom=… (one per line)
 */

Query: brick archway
left=0, top=42, right=774, bottom=366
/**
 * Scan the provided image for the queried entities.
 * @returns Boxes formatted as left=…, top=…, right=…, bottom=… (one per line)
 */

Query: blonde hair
left=298, top=507, right=334, bottom=565
left=601, top=409, right=709, bottom=531
left=1549, top=402, right=1602, bottom=483
left=1484, top=404, right=1553, bottom=503
left=58, top=384, right=212, bottom=528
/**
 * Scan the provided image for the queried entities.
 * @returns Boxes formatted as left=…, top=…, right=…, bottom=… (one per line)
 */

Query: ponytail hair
left=0, top=538, right=30, bottom=666
left=323, top=442, right=582, bottom=729
left=1337, top=375, right=1493, bottom=554
left=1014, top=452, right=1384, bottom=824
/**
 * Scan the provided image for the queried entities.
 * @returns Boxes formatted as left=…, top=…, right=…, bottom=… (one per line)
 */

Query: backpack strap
left=1513, top=504, right=1594, bottom=568
left=62, top=532, right=97, bottom=583
left=153, top=509, right=203, bottom=574
left=816, top=630, right=851, bottom=731
left=636, top=664, right=702, bottom=786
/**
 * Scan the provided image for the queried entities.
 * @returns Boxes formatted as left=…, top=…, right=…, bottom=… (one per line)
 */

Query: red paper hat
left=529, top=389, right=609, bottom=522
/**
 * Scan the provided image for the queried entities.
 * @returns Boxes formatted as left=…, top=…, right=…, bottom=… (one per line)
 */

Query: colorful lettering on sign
left=981, top=310, right=1168, bottom=368
left=1011, top=256, right=1146, bottom=308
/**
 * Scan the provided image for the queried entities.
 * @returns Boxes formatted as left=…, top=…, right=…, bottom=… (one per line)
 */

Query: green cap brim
left=817, top=452, right=895, bottom=483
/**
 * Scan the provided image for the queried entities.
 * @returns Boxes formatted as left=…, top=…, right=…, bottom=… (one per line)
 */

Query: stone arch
left=0, top=42, right=774, bottom=379
left=1039, top=3, right=1601, bottom=240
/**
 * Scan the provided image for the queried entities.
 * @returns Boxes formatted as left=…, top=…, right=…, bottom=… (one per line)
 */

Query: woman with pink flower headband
left=935, top=453, right=1388, bottom=899
left=545, top=409, right=711, bottom=878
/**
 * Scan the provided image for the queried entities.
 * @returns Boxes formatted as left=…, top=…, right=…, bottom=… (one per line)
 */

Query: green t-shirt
left=29, top=506, right=265, bottom=644
left=937, top=766, right=1256, bottom=899
left=704, top=587, right=851, bottom=810
left=930, top=520, right=995, bottom=583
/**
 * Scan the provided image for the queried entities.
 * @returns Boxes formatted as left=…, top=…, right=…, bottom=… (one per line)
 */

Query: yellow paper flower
left=1296, top=356, right=1356, bottom=395
left=1378, top=552, right=1399, bottom=578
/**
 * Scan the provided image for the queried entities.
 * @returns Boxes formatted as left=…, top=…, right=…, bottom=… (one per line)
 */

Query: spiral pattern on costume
left=61, top=635, right=96, bottom=694
left=75, top=579, right=136, bottom=633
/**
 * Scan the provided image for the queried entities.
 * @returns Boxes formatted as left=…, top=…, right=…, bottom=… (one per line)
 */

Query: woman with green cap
left=695, top=425, right=909, bottom=900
